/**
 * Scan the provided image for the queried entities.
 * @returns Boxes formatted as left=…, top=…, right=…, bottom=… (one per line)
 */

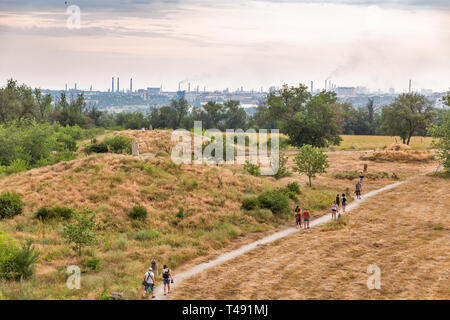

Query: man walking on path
left=359, top=171, right=364, bottom=185
left=355, top=181, right=362, bottom=199
left=142, top=267, right=156, bottom=299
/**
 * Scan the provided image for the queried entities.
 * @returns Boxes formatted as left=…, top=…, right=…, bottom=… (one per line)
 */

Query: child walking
left=331, top=201, right=337, bottom=220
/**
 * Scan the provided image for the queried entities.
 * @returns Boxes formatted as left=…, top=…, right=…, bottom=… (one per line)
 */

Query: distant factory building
left=147, top=87, right=161, bottom=95
left=336, top=87, right=356, bottom=96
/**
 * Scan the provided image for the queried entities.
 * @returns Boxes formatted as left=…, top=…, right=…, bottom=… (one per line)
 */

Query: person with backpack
left=341, top=193, right=347, bottom=213
left=355, top=181, right=362, bottom=199
left=142, top=267, right=155, bottom=299
left=335, top=194, right=340, bottom=212
left=303, top=208, right=310, bottom=229
left=162, top=264, right=173, bottom=296
left=294, top=205, right=302, bottom=229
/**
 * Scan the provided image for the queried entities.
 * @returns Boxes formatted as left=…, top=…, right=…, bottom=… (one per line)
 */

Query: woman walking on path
left=335, top=194, right=340, bottom=211
left=359, top=171, right=364, bottom=185
left=162, top=264, right=173, bottom=296
left=303, top=208, right=310, bottom=229
left=294, top=206, right=302, bottom=229
left=331, top=201, right=337, bottom=221
left=341, top=193, right=347, bottom=213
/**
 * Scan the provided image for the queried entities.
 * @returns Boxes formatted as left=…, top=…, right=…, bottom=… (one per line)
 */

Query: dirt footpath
left=170, top=175, right=450, bottom=300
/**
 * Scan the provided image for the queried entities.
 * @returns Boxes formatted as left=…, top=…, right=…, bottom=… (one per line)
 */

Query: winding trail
left=153, top=171, right=433, bottom=300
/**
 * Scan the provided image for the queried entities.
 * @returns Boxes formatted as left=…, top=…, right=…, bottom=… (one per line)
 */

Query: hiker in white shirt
left=142, top=267, right=155, bottom=299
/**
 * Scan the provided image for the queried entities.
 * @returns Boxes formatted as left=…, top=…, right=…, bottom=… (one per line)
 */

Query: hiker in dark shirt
left=355, top=181, right=362, bottom=199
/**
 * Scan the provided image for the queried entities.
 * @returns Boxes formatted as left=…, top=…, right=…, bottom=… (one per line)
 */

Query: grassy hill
left=0, top=131, right=439, bottom=299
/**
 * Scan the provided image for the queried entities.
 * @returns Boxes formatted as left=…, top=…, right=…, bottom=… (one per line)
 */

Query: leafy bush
left=183, top=178, right=198, bottom=191
left=0, top=235, right=40, bottom=280
left=257, top=190, right=290, bottom=215
left=244, top=208, right=274, bottom=222
left=243, top=160, right=261, bottom=176
left=134, top=229, right=159, bottom=241
left=35, top=206, right=74, bottom=221
left=241, top=196, right=259, bottom=211
left=0, top=192, right=24, bottom=220
left=84, top=257, right=102, bottom=271
left=84, top=136, right=132, bottom=155
left=272, top=152, right=291, bottom=180
left=128, top=205, right=148, bottom=221
left=62, top=209, right=98, bottom=256
left=279, top=182, right=302, bottom=200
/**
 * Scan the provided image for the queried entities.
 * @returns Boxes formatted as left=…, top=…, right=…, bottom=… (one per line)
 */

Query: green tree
left=62, top=209, right=98, bottom=256
left=223, top=100, right=247, bottom=129
left=293, top=144, right=329, bottom=186
left=171, top=98, right=189, bottom=128
left=380, top=93, right=435, bottom=145
left=428, top=93, right=450, bottom=172
left=265, top=84, right=342, bottom=147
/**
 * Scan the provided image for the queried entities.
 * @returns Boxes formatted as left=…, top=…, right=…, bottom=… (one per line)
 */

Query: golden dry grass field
left=170, top=174, right=450, bottom=300
left=336, top=135, right=433, bottom=150
left=0, top=130, right=442, bottom=299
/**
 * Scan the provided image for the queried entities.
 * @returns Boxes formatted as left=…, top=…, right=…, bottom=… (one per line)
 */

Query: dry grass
left=171, top=174, right=450, bottom=300
left=336, top=135, right=433, bottom=151
left=0, top=130, right=441, bottom=299
left=361, top=143, right=434, bottom=163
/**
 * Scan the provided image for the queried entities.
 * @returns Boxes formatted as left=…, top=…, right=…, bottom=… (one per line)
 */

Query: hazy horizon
left=1, top=0, right=449, bottom=92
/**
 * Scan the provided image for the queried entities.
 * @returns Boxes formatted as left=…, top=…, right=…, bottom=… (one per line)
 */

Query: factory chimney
left=112, top=77, right=114, bottom=93
left=65, top=84, right=67, bottom=91
left=188, top=82, right=191, bottom=93
left=408, top=79, right=412, bottom=93
left=74, top=82, right=77, bottom=91
left=117, top=77, right=120, bottom=92
left=130, top=78, right=133, bottom=93
left=311, top=81, right=314, bottom=93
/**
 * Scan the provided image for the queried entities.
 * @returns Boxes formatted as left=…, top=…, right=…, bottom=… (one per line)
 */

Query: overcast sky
left=0, top=0, right=449, bottom=92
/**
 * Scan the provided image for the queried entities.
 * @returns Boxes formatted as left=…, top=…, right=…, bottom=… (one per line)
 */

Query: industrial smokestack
left=65, top=84, right=67, bottom=91
left=117, top=77, right=120, bottom=92
left=188, top=82, right=191, bottom=93
left=311, top=81, right=314, bottom=93
left=409, top=79, right=412, bottom=93
left=74, top=83, right=77, bottom=91
left=130, top=78, right=133, bottom=93
left=324, top=79, right=327, bottom=90
left=112, top=77, right=114, bottom=93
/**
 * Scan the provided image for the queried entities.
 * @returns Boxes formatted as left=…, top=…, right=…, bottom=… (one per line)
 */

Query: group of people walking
left=295, top=171, right=366, bottom=226
left=142, top=264, right=174, bottom=299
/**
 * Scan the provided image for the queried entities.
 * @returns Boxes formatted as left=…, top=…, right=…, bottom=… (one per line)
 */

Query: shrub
left=84, top=136, right=132, bottom=155
left=183, top=178, right=198, bottom=191
left=4, top=159, right=29, bottom=174
left=62, top=209, right=98, bottom=256
left=286, top=182, right=301, bottom=194
left=257, top=190, right=290, bottom=215
left=128, top=205, right=148, bottom=221
left=0, top=235, right=40, bottom=280
left=244, top=208, right=274, bottom=222
left=84, top=257, right=102, bottom=271
left=272, top=153, right=291, bottom=180
left=243, top=160, right=261, bottom=176
left=0, top=191, right=24, bottom=220
left=241, top=196, right=259, bottom=211
left=35, top=206, right=74, bottom=221
left=134, top=229, right=159, bottom=241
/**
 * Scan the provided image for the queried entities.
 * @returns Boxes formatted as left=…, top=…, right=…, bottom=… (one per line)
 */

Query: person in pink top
left=303, top=208, right=310, bottom=229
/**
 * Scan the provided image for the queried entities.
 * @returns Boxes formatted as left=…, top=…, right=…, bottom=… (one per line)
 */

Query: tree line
left=1, top=79, right=448, bottom=148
